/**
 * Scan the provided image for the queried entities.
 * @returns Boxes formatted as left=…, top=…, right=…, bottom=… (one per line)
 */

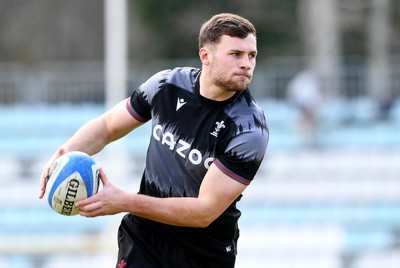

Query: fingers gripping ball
left=45, top=151, right=100, bottom=216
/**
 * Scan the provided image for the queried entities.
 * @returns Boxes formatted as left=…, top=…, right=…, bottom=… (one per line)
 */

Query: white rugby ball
left=46, top=151, right=99, bottom=216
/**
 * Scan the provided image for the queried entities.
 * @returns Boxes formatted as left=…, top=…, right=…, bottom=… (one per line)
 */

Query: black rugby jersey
left=126, top=67, right=268, bottom=260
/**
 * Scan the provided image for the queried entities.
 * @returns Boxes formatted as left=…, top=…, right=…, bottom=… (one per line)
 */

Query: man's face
left=208, top=34, right=257, bottom=92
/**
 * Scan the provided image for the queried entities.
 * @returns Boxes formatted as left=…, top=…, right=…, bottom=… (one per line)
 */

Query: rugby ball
left=45, top=151, right=99, bottom=216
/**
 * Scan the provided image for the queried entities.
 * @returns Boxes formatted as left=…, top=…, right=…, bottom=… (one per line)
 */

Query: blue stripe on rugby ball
left=47, top=151, right=98, bottom=213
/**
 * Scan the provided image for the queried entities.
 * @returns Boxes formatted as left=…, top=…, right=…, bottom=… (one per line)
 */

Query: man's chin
left=234, top=81, right=250, bottom=91
left=234, top=77, right=251, bottom=89
left=216, top=79, right=250, bottom=92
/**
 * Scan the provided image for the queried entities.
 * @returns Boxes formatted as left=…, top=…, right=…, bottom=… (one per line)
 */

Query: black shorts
left=116, top=214, right=235, bottom=268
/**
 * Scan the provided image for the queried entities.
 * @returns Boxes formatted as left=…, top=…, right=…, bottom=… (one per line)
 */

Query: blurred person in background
left=287, top=70, right=322, bottom=147
left=39, top=13, right=268, bottom=268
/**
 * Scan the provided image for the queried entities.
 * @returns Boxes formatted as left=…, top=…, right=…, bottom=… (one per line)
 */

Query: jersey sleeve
left=214, top=121, right=269, bottom=185
left=126, top=69, right=171, bottom=122
left=126, top=90, right=151, bottom=122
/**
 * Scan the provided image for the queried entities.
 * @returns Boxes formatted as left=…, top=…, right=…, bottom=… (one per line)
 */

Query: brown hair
left=198, top=13, right=256, bottom=49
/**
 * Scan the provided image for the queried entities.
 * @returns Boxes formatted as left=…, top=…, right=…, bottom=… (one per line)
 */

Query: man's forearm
left=63, top=116, right=110, bottom=156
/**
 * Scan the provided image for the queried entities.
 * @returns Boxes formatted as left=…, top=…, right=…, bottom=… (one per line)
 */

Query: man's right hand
left=38, top=147, right=67, bottom=199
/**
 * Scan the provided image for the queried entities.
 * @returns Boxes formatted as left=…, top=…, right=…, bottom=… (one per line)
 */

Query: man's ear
left=199, top=47, right=211, bottom=65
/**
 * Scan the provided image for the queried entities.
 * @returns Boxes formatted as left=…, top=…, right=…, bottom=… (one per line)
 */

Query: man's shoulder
left=233, top=91, right=266, bottom=118
left=228, top=91, right=268, bottom=134
left=138, top=67, right=200, bottom=98
left=165, top=67, right=200, bottom=90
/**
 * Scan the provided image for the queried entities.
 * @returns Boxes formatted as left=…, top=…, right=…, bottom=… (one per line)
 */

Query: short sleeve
left=215, top=121, right=269, bottom=185
left=126, top=70, right=171, bottom=122
left=126, top=89, right=151, bottom=122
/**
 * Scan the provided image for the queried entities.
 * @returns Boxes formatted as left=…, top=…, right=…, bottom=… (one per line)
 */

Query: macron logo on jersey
left=176, top=98, right=187, bottom=111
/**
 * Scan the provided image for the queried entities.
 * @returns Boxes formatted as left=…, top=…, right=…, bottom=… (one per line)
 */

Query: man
left=40, top=13, right=268, bottom=268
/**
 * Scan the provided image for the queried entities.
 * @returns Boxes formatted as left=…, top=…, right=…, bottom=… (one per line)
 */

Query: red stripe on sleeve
left=126, top=98, right=147, bottom=122
left=214, top=159, right=251, bottom=186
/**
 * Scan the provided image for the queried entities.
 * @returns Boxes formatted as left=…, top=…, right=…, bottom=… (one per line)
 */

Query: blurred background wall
left=1, top=0, right=400, bottom=267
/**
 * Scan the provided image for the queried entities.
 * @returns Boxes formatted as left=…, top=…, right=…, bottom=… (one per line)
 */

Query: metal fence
left=0, top=56, right=399, bottom=105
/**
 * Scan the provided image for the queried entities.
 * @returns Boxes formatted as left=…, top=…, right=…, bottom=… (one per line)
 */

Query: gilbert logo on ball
left=45, top=151, right=99, bottom=216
